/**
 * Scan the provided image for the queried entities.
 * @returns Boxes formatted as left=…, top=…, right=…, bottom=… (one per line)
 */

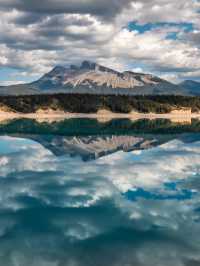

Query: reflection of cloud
left=98, top=140, right=200, bottom=192
left=0, top=136, right=200, bottom=265
left=0, top=156, right=9, bottom=166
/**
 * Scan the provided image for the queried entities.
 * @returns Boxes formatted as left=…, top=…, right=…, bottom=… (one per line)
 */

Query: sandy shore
left=0, top=109, right=199, bottom=124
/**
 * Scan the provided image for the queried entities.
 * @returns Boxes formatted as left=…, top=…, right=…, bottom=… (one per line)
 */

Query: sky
left=0, top=0, right=200, bottom=85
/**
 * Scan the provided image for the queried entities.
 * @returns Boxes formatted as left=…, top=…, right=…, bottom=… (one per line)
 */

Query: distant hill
left=0, top=60, right=192, bottom=96
left=179, top=80, right=200, bottom=95
left=0, top=84, right=39, bottom=96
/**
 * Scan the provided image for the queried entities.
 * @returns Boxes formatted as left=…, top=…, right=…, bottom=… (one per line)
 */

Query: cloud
left=0, top=0, right=134, bottom=22
left=0, top=0, right=200, bottom=84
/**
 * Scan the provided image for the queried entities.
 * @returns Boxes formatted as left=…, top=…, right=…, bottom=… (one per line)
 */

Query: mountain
left=1, top=117, right=200, bottom=161
left=0, top=60, right=190, bottom=96
left=3, top=133, right=200, bottom=161
left=29, top=135, right=159, bottom=161
left=2, top=134, right=160, bottom=161
left=179, top=80, right=200, bottom=95
left=31, top=60, right=184, bottom=95
left=20, top=134, right=200, bottom=161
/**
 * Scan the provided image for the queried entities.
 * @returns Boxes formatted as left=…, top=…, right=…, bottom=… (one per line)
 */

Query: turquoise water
left=0, top=118, right=200, bottom=266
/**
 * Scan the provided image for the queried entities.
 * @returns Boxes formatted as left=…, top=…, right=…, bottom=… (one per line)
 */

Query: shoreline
left=0, top=110, right=199, bottom=123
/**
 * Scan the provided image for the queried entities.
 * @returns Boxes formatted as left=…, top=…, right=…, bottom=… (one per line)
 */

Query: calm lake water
left=0, top=118, right=200, bottom=266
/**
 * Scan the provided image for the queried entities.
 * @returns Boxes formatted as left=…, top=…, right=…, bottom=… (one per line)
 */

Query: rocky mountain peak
left=50, top=66, right=67, bottom=74
left=80, top=60, right=97, bottom=70
left=76, top=61, right=119, bottom=74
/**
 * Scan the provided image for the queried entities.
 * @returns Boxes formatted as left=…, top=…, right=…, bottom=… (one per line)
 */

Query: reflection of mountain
left=1, top=118, right=200, bottom=161
left=7, top=132, right=200, bottom=161
left=20, top=135, right=159, bottom=161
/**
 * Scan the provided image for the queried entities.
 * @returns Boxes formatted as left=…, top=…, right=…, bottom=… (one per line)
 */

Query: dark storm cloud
left=0, top=0, right=133, bottom=21
left=0, top=12, right=104, bottom=52
left=33, top=14, right=94, bottom=39
left=13, top=12, right=46, bottom=25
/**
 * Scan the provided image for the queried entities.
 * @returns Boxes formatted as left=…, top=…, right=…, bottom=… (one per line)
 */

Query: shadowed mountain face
left=0, top=61, right=191, bottom=95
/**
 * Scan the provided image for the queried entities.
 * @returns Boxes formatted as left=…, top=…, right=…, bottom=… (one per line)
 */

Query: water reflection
left=0, top=119, right=200, bottom=265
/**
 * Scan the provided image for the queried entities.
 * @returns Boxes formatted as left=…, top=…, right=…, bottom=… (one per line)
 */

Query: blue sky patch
left=123, top=188, right=195, bottom=201
left=0, top=67, right=38, bottom=85
left=128, top=22, right=194, bottom=38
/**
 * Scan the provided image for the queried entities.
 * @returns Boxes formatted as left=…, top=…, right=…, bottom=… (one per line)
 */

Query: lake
left=0, top=118, right=200, bottom=266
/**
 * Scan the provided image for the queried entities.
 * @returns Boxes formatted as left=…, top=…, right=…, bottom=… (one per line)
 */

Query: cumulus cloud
left=0, top=0, right=200, bottom=83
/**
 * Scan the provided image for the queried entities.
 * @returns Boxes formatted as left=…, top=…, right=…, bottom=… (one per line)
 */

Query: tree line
left=0, top=94, right=200, bottom=113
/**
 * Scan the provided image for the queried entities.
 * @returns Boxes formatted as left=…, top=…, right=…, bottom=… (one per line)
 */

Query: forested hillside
left=0, top=94, right=200, bottom=114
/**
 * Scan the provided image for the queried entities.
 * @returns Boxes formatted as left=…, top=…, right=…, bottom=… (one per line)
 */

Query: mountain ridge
left=31, top=60, right=180, bottom=94
left=0, top=60, right=199, bottom=96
